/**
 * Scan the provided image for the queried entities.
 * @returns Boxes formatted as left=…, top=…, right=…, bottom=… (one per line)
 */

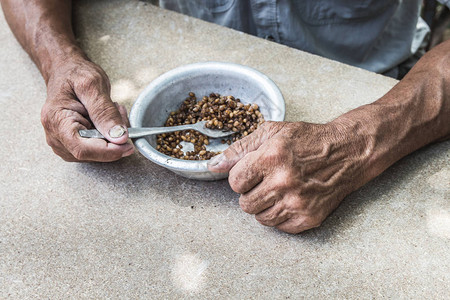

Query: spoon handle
left=78, top=124, right=195, bottom=139
left=127, top=124, right=194, bottom=138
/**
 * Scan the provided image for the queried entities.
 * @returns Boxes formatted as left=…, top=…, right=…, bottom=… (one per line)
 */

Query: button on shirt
left=157, top=0, right=446, bottom=74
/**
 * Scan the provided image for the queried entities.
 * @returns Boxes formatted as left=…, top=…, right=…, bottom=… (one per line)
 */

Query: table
left=1, top=0, right=449, bottom=298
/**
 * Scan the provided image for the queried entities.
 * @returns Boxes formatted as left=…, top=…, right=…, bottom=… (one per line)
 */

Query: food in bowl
left=156, top=92, right=265, bottom=160
left=129, top=62, right=285, bottom=180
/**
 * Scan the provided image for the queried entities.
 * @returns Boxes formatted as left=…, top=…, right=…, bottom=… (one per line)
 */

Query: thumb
left=208, top=122, right=274, bottom=173
left=77, top=89, right=129, bottom=145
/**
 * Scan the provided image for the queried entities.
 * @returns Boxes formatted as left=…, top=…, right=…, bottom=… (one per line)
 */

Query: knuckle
left=40, top=103, right=54, bottom=129
left=256, top=218, right=272, bottom=227
left=41, top=104, right=65, bottom=140
left=239, top=197, right=255, bottom=214
left=228, top=172, right=243, bottom=193
left=270, top=171, right=294, bottom=191
left=255, top=212, right=274, bottom=225
left=278, top=219, right=306, bottom=234
left=254, top=214, right=264, bottom=222
left=306, top=216, right=323, bottom=228
left=45, top=136, right=58, bottom=148
left=261, top=138, right=288, bottom=163
left=227, top=139, right=246, bottom=157
left=257, top=121, right=284, bottom=135
left=285, top=194, right=304, bottom=210
left=79, top=71, right=104, bottom=89
left=301, top=217, right=322, bottom=231
left=270, top=138, right=288, bottom=155
left=74, top=70, right=110, bottom=101
left=258, top=121, right=272, bottom=131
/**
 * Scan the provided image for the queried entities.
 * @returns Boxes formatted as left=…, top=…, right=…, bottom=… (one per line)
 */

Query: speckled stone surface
left=1, top=1, right=449, bottom=298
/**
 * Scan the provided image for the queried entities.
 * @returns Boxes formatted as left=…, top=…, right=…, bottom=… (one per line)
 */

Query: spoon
left=78, top=121, right=234, bottom=139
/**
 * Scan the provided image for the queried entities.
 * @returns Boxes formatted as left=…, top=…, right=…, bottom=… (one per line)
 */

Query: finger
left=115, top=102, right=131, bottom=127
left=52, top=135, right=133, bottom=163
left=228, top=150, right=264, bottom=193
left=115, top=103, right=135, bottom=156
left=228, top=139, right=291, bottom=194
left=207, top=121, right=282, bottom=173
left=46, top=128, right=100, bottom=162
left=74, top=75, right=129, bottom=144
left=255, top=202, right=290, bottom=227
left=50, top=100, right=92, bottom=129
left=239, top=187, right=282, bottom=214
left=57, top=110, right=134, bottom=161
left=275, top=216, right=319, bottom=234
left=42, top=104, right=82, bottom=161
left=47, top=137, right=80, bottom=162
left=70, top=137, right=134, bottom=162
left=67, top=99, right=89, bottom=119
left=238, top=167, right=294, bottom=213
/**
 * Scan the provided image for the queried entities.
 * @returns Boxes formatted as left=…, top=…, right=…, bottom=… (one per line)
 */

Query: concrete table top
left=1, top=0, right=449, bottom=298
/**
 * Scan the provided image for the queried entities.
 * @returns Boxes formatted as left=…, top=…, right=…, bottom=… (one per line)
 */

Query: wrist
left=331, top=89, right=445, bottom=183
left=38, top=47, right=86, bottom=85
left=331, top=104, right=390, bottom=181
left=332, top=39, right=449, bottom=180
left=34, top=33, right=86, bottom=84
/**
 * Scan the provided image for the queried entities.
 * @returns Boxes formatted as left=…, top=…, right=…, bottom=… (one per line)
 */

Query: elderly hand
left=208, top=121, right=371, bottom=233
left=41, top=55, right=134, bottom=162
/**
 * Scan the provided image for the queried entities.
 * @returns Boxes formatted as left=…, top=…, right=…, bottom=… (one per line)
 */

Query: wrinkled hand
left=208, top=121, right=371, bottom=234
left=41, top=55, right=134, bottom=162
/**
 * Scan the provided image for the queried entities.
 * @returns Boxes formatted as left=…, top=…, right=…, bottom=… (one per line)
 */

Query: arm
left=337, top=40, right=450, bottom=180
left=208, top=40, right=450, bottom=234
left=1, top=0, right=134, bottom=161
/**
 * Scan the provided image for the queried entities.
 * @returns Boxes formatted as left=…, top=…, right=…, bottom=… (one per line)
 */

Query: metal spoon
left=78, top=121, right=234, bottom=139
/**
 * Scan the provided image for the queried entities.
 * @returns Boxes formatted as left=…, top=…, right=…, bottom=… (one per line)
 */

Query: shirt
left=156, top=0, right=438, bottom=74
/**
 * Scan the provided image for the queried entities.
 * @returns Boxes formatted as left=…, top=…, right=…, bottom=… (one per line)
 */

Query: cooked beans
left=156, top=92, right=265, bottom=160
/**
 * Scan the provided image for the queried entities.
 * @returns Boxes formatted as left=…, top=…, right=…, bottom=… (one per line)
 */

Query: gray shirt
left=157, top=0, right=434, bottom=75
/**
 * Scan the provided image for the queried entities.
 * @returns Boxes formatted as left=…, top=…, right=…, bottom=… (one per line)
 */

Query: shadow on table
left=75, top=151, right=238, bottom=209
left=75, top=142, right=446, bottom=244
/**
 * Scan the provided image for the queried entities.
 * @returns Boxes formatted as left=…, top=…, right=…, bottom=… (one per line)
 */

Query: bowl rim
left=129, top=61, right=285, bottom=173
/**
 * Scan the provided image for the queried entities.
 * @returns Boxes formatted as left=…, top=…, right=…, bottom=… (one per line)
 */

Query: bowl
left=129, top=62, right=285, bottom=181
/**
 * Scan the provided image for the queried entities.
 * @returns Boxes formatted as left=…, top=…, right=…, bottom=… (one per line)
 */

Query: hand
left=41, top=55, right=134, bottom=162
left=208, top=121, right=372, bottom=234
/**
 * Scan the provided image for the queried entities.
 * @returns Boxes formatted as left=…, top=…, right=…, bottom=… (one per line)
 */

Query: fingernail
left=109, top=125, right=126, bottom=138
left=207, top=153, right=225, bottom=168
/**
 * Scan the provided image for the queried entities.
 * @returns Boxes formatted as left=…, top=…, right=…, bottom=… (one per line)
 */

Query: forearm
left=1, top=0, right=84, bottom=83
left=335, top=40, right=450, bottom=181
